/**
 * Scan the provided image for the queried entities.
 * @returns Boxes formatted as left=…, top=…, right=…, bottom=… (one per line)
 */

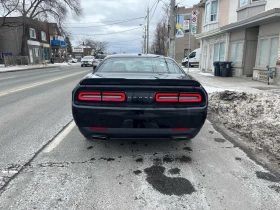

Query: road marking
left=0, top=76, right=16, bottom=81
left=43, top=121, right=76, bottom=153
left=0, top=71, right=87, bottom=97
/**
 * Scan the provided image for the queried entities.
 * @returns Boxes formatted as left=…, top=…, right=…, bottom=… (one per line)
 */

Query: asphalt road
left=0, top=65, right=280, bottom=210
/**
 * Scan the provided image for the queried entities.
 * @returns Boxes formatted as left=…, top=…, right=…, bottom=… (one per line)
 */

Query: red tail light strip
left=78, top=92, right=101, bottom=101
left=172, top=128, right=190, bottom=131
left=179, top=93, right=202, bottom=103
left=156, top=93, right=179, bottom=103
left=78, top=91, right=125, bottom=102
left=155, top=93, right=202, bottom=103
left=102, top=92, right=125, bottom=102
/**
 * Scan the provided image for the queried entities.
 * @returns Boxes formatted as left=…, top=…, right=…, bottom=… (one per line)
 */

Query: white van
left=182, top=48, right=201, bottom=67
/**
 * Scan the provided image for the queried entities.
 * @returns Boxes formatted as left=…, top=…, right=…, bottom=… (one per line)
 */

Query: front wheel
left=184, top=62, right=189, bottom=68
left=81, top=65, right=84, bottom=67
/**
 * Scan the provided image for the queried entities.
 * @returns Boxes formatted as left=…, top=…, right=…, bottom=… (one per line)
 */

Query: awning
left=221, top=8, right=280, bottom=32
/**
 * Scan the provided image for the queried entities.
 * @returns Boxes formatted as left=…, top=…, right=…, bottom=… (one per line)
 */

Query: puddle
left=256, top=171, right=280, bottom=183
left=183, top=147, right=193, bottom=152
left=214, top=138, right=226, bottom=143
left=169, top=168, right=181, bottom=175
left=136, top=158, right=143, bottom=163
left=133, top=170, right=142, bottom=175
left=144, top=166, right=195, bottom=196
left=99, top=157, right=115, bottom=162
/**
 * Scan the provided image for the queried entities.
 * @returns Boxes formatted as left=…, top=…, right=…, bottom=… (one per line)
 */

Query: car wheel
left=81, top=65, right=83, bottom=67
left=184, top=62, right=188, bottom=68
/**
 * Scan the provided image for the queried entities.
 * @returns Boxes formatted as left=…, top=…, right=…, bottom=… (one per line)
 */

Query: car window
left=84, top=56, right=94, bottom=59
left=97, top=57, right=183, bottom=74
left=189, top=52, right=196, bottom=58
left=95, top=55, right=106, bottom=59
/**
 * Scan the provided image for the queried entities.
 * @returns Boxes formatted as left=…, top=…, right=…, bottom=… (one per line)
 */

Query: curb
left=0, top=65, right=61, bottom=74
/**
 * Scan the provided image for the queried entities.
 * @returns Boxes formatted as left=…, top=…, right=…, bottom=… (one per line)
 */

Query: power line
left=150, top=0, right=160, bottom=22
left=72, top=27, right=142, bottom=36
left=65, top=17, right=144, bottom=28
left=65, top=17, right=145, bottom=25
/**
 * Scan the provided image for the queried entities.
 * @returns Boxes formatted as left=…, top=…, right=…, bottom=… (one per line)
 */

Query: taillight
left=156, top=93, right=178, bottom=102
left=172, top=128, right=190, bottom=131
left=78, top=91, right=125, bottom=102
left=78, top=92, right=101, bottom=101
left=156, top=93, right=202, bottom=103
left=179, top=93, right=202, bottom=103
left=102, top=92, right=125, bottom=102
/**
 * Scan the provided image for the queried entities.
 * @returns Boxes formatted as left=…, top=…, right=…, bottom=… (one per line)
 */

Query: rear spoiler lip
left=79, top=78, right=201, bottom=87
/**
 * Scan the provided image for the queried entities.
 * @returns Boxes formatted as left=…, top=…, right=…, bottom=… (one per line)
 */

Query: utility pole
left=169, top=0, right=176, bottom=59
left=147, top=7, right=150, bottom=54
left=144, top=25, right=147, bottom=53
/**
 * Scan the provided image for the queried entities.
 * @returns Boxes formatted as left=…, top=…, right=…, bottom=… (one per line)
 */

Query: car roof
left=106, top=54, right=167, bottom=59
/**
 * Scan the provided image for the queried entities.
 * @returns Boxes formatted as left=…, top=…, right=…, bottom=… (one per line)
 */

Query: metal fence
left=3, top=56, right=29, bottom=66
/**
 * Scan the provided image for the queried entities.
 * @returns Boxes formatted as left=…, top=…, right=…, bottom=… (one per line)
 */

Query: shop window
left=213, top=42, right=225, bottom=62
left=33, top=48, right=39, bottom=57
left=229, top=41, right=244, bottom=66
left=257, top=37, right=279, bottom=67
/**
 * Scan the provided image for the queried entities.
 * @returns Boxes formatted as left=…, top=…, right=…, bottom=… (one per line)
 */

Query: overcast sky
left=66, top=0, right=200, bottom=53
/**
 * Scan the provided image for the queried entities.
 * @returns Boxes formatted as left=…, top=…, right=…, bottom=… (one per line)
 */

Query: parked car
left=182, top=48, right=201, bottom=68
left=92, top=54, right=107, bottom=69
left=72, top=54, right=208, bottom=141
left=81, top=56, right=95, bottom=67
left=70, top=58, right=78, bottom=63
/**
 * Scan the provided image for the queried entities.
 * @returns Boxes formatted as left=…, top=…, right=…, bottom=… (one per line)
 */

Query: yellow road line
left=0, top=71, right=88, bottom=97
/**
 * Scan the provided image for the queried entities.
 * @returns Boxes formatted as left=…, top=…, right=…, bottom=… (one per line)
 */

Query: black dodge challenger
left=72, top=54, right=208, bottom=140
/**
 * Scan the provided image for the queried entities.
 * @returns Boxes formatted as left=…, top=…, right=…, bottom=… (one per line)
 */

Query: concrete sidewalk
left=184, top=68, right=280, bottom=94
left=0, top=62, right=79, bottom=73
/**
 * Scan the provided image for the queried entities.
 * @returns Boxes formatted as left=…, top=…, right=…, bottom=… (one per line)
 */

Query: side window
left=189, top=52, right=196, bottom=58
left=165, top=59, right=182, bottom=74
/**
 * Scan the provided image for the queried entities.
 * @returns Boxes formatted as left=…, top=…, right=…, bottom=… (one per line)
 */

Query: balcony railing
left=51, top=40, right=66, bottom=47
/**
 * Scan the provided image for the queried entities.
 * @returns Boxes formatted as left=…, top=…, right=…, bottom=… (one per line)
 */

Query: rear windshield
left=95, top=55, right=106, bottom=59
left=83, top=56, right=94, bottom=59
left=97, top=57, right=183, bottom=74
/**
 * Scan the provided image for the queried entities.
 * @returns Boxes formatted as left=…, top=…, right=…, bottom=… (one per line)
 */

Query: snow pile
left=208, top=91, right=280, bottom=159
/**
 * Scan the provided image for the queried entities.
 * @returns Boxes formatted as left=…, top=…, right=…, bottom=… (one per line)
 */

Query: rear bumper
left=78, top=127, right=201, bottom=140
left=72, top=105, right=207, bottom=139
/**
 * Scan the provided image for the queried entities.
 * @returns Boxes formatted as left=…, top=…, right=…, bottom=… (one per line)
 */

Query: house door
left=29, top=49, right=33, bottom=63
left=244, top=40, right=258, bottom=76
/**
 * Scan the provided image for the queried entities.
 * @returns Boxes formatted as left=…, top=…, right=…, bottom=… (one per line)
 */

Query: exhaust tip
left=172, top=136, right=189, bottom=141
left=92, top=135, right=107, bottom=140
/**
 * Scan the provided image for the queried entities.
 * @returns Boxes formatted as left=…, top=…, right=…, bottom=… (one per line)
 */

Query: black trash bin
left=50, top=58, right=54, bottom=64
left=213, top=61, right=220, bottom=76
left=224, top=62, right=232, bottom=77
left=219, top=62, right=232, bottom=77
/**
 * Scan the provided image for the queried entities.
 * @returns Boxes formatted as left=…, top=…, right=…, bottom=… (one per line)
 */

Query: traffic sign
left=192, top=10, right=198, bottom=17
left=192, top=16, right=197, bottom=25
left=183, top=20, right=190, bottom=30
left=191, top=25, right=197, bottom=36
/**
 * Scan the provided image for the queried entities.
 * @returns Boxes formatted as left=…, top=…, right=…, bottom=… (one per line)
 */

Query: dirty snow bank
left=208, top=91, right=280, bottom=160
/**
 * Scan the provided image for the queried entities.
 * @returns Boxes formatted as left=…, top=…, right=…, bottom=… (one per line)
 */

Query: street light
left=139, top=24, right=147, bottom=54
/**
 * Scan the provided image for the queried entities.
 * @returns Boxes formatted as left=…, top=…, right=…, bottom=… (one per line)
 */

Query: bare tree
left=0, top=0, right=83, bottom=56
left=80, top=37, right=108, bottom=53
left=0, top=0, right=21, bottom=28
left=150, top=3, right=169, bottom=55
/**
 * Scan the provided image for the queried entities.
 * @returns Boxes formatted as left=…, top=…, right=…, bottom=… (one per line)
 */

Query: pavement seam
left=0, top=119, right=74, bottom=196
